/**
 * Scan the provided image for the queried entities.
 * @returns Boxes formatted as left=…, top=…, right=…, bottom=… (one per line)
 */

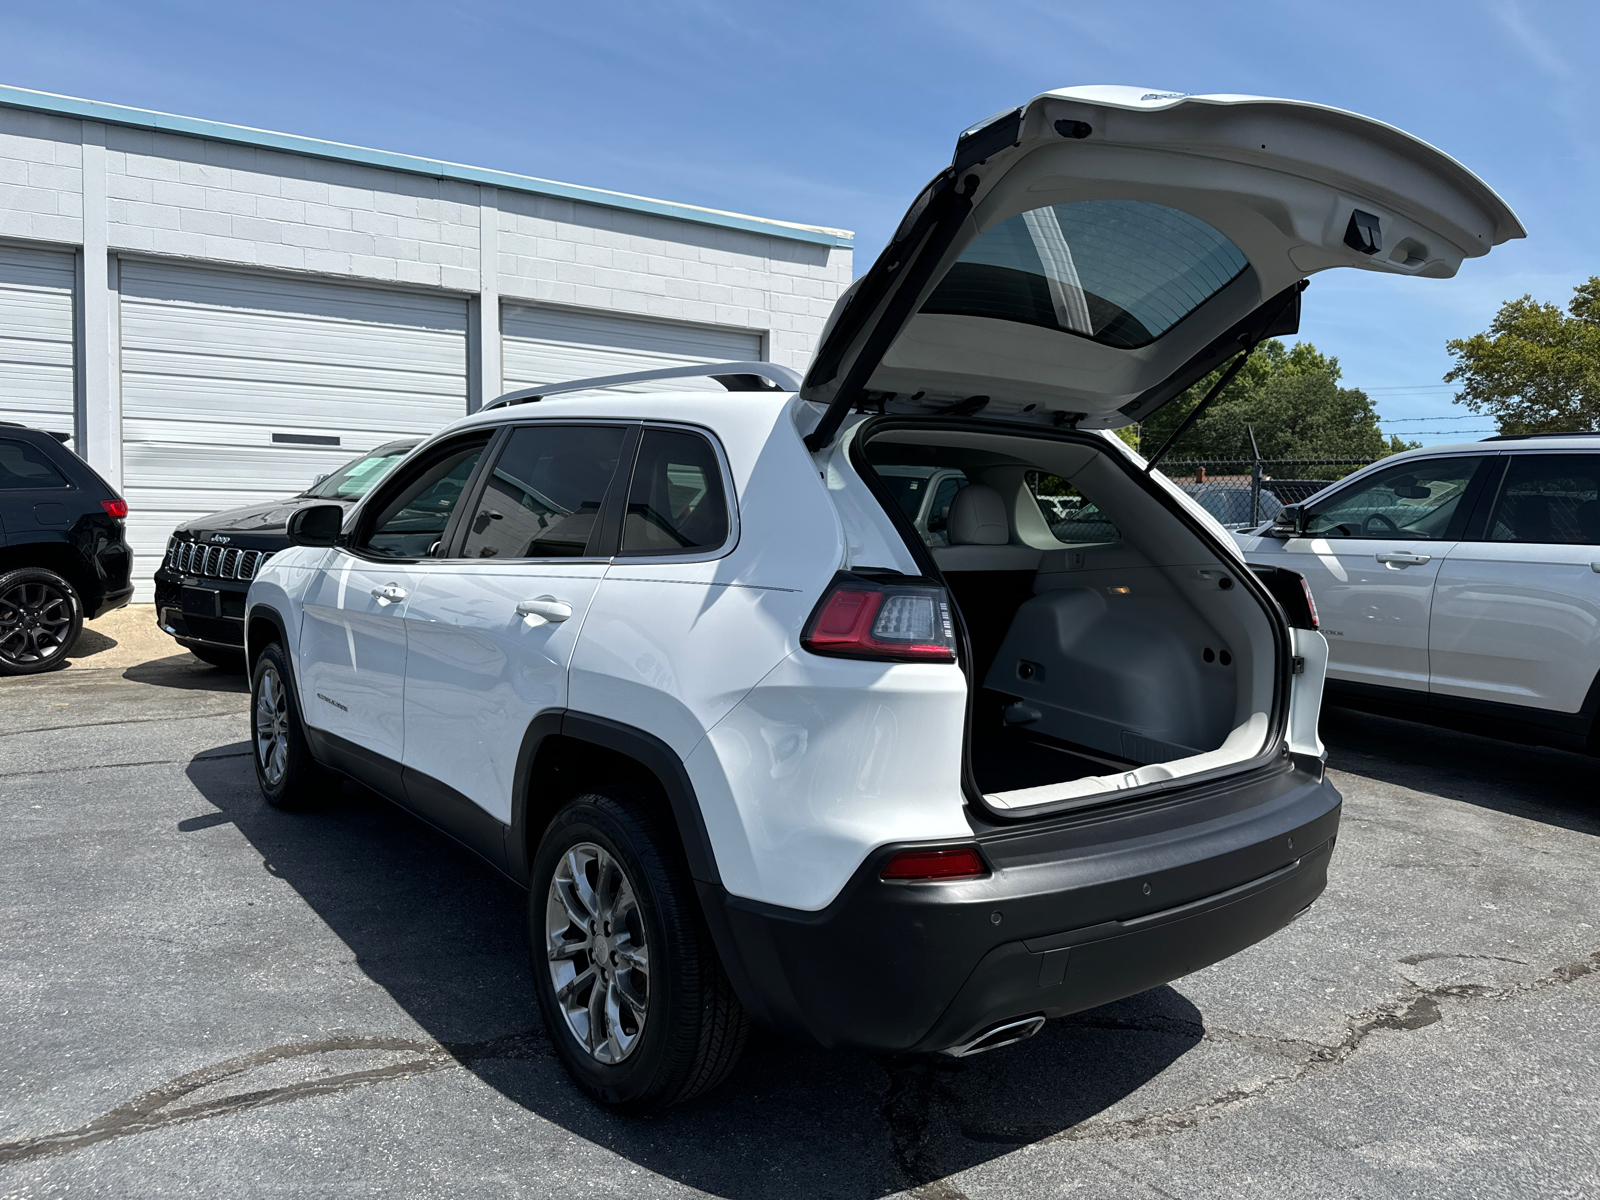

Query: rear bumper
left=86, top=584, right=134, bottom=620
left=700, top=759, right=1340, bottom=1054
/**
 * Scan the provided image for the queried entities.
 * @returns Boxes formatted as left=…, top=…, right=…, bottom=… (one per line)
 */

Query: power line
left=1378, top=414, right=1482, bottom=423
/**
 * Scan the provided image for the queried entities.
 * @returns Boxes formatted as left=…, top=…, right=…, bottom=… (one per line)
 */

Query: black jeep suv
left=0, top=423, right=133, bottom=676
left=154, top=440, right=417, bottom=667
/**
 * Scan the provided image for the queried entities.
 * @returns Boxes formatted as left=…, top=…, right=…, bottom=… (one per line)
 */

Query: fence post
left=1250, top=459, right=1263, bottom=526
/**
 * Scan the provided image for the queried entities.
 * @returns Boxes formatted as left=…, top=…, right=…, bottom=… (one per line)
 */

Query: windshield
left=922, top=199, right=1249, bottom=349
left=303, top=444, right=415, bottom=500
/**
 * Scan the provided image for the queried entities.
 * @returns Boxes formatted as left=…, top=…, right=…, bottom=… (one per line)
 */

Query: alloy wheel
left=254, top=664, right=291, bottom=787
left=0, top=581, right=74, bottom=667
left=545, top=842, right=650, bottom=1064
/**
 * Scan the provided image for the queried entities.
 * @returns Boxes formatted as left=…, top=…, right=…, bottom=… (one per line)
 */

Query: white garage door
left=119, top=260, right=467, bottom=595
left=0, top=243, right=76, bottom=444
left=500, top=303, right=762, bottom=397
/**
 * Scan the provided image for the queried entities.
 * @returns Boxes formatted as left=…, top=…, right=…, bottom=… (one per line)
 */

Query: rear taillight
left=801, top=574, right=956, bottom=662
left=881, top=848, right=987, bottom=881
left=1250, top=565, right=1317, bottom=630
left=101, top=499, right=128, bottom=519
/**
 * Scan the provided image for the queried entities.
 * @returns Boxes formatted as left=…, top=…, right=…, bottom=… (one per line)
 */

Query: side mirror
left=1267, top=503, right=1306, bottom=539
left=928, top=513, right=948, bottom=532
left=287, top=504, right=345, bottom=548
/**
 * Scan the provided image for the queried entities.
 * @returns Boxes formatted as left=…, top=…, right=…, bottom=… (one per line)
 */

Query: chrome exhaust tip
left=940, top=1014, right=1047, bottom=1058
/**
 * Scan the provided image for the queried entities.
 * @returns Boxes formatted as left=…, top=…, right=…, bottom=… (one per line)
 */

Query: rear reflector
left=101, top=499, right=128, bottom=518
left=802, top=573, right=956, bottom=662
left=881, top=847, right=987, bottom=881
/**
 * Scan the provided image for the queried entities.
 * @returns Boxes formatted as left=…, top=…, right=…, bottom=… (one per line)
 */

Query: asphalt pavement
left=1, top=632, right=1596, bottom=1199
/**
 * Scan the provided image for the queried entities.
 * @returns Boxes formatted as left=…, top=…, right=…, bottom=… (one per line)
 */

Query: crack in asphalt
left=0, top=710, right=248, bottom=738
left=876, top=948, right=1600, bottom=1197
left=6, top=950, right=1595, bottom=1184
left=0, top=1030, right=550, bottom=1166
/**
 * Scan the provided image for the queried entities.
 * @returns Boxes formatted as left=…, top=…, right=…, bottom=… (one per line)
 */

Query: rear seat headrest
left=949, top=485, right=1009, bottom=546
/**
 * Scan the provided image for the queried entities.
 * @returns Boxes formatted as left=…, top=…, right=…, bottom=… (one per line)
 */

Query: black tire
left=189, top=644, right=247, bottom=672
left=249, top=642, right=337, bottom=809
left=0, top=567, right=83, bottom=677
left=529, top=790, right=749, bottom=1113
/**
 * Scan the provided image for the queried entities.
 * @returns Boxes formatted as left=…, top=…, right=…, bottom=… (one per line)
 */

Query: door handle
left=370, top=584, right=408, bottom=604
left=1375, top=551, right=1430, bottom=566
left=517, top=597, right=573, bottom=623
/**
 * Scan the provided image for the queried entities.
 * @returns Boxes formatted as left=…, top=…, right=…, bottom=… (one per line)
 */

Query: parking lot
left=2, top=609, right=1597, bottom=1200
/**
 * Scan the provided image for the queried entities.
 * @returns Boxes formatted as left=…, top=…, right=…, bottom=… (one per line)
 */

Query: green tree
left=1135, top=339, right=1414, bottom=470
left=1444, top=278, right=1600, bottom=434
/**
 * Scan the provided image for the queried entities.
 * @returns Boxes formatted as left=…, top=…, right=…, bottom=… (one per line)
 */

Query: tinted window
left=1026, top=471, right=1120, bottom=544
left=0, top=438, right=70, bottom=490
left=879, top=473, right=931, bottom=522
left=925, top=474, right=966, bottom=546
left=1305, top=458, right=1482, bottom=540
left=362, top=440, right=487, bottom=558
left=922, top=200, right=1249, bottom=349
left=621, top=429, right=729, bottom=555
left=460, top=425, right=627, bottom=560
left=1487, top=454, right=1600, bottom=544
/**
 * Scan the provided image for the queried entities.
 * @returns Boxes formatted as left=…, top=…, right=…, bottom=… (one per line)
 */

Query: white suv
left=243, top=86, right=1519, bottom=1111
left=1238, top=435, right=1600, bottom=749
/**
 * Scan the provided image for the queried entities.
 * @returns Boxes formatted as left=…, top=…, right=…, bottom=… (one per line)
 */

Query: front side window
left=1487, top=454, right=1600, bottom=544
left=0, top=438, right=70, bottom=490
left=361, top=439, right=488, bottom=559
left=460, top=424, right=628, bottom=560
left=1304, top=458, right=1483, bottom=540
left=620, top=429, right=729, bottom=556
left=921, top=200, right=1250, bottom=349
left=1026, top=471, right=1120, bottom=544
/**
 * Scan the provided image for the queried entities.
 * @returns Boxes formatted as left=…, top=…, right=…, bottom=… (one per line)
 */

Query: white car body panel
left=688, top=653, right=971, bottom=911
left=402, top=560, right=607, bottom=822
left=1245, top=535, right=1447, bottom=691
left=297, top=553, right=415, bottom=757
left=1430, top=539, right=1600, bottom=712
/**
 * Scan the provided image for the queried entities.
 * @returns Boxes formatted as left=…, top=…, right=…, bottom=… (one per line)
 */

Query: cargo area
left=862, top=426, right=1279, bottom=811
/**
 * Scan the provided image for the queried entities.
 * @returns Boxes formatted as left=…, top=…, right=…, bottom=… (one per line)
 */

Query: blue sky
left=5, top=0, right=1596, bottom=444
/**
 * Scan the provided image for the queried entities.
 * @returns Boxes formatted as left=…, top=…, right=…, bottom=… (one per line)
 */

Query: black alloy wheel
left=529, top=790, right=749, bottom=1113
left=0, top=568, right=83, bottom=676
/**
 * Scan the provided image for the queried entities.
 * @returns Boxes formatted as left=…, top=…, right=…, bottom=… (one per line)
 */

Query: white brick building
left=0, top=85, right=853, bottom=596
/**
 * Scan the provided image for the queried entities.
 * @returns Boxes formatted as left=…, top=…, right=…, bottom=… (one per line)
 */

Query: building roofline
left=0, top=83, right=855, bottom=249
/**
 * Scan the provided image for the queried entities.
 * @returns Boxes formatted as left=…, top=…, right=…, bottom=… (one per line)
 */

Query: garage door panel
left=120, top=260, right=467, bottom=333
left=0, top=244, right=75, bottom=439
left=501, top=302, right=762, bottom=394
left=119, top=311, right=466, bottom=382
left=120, top=260, right=466, bottom=600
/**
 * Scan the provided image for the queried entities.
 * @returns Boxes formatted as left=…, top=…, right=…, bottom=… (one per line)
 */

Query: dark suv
left=154, top=440, right=417, bottom=667
left=0, top=423, right=133, bottom=676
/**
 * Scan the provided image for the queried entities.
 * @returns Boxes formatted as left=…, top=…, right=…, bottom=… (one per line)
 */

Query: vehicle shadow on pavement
left=1323, top=705, right=1600, bottom=838
left=123, top=654, right=250, bottom=694
left=183, top=748, right=1204, bottom=1200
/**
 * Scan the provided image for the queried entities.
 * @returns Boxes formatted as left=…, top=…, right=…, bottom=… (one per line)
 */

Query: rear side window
left=460, top=424, right=628, bottom=559
left=621, top=429, right=729, bottom=556
left=1026, top=471, right=1120, bottom=544
left=1487, top=454, right=1600, bottom=544
left=0, top=438, right=70, bottom=489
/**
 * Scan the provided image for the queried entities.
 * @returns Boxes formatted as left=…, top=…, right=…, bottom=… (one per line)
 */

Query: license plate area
left=181, top=586, right=221, bottom=618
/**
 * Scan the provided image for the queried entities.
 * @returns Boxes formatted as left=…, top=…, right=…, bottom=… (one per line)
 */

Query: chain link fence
left=1156, top=458, right=1379, bottom=529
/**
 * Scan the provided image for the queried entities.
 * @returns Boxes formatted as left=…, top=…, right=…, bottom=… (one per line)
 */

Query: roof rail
left=1480, top=430, right=1600, bottom=441
left=482, top=361, right=803, bottom=411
